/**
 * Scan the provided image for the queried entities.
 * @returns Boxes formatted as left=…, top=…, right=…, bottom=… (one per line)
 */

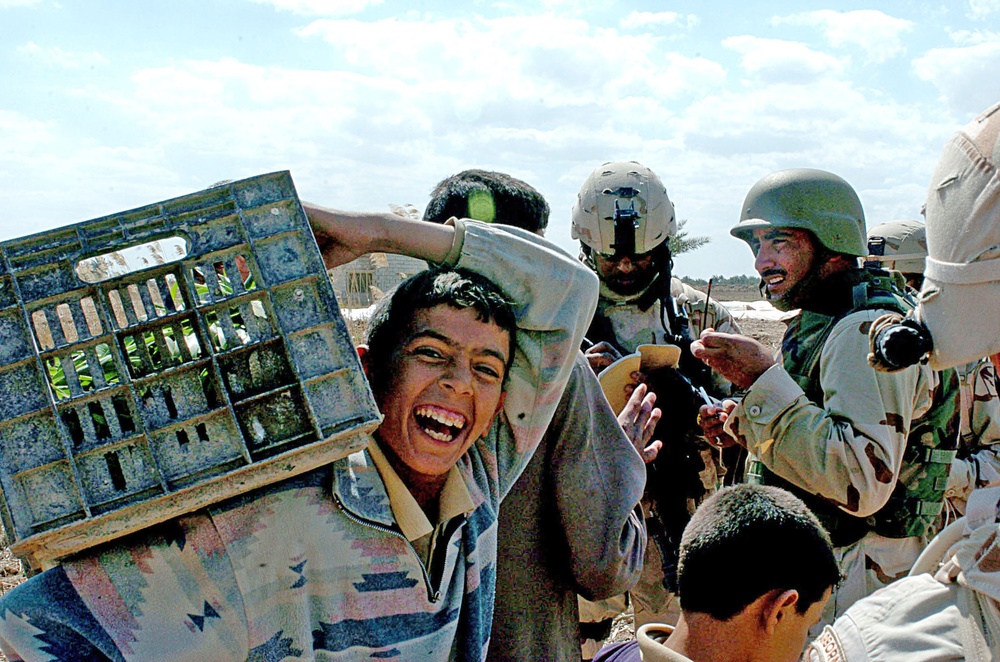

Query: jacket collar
left=332, top=445, right=396, bottom=529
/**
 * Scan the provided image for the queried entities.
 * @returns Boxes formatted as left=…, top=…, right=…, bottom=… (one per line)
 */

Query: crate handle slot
left=75, top=236, right=189, bottom=284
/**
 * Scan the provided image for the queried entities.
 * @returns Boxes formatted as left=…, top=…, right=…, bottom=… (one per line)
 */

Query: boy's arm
left=304, top=205, right=599, bottom=493
left=551, top=356, right=647, bottom=600
left=449, top=221, right=598, bottom=468
left=304, top=203, right=457, bottom=267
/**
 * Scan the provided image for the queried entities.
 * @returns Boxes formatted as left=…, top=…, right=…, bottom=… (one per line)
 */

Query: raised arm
left=304, top=203, right=456, bottom=267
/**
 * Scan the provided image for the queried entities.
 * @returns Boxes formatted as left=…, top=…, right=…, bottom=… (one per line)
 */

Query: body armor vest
left=764, top=269, right=959, bottom=546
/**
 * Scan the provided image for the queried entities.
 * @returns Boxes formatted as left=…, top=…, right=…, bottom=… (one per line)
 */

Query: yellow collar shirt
left=367, top=440, right=476, bottom=568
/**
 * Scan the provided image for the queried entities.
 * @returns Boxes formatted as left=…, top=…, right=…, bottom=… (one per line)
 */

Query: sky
left=1, top=0, right=999, bottom=279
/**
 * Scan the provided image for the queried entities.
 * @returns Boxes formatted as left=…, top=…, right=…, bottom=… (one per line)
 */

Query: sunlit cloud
left=914, top=41, right=1000, bottom=115
left=968, top=0, right=1000, bottom=19
left=17, top=42, right=109, bottom=69
left=773, top=10, right=913, bottom=63
left=723, top=36, right=845, bottom=83
left=247, top=0, right=381, bottom=16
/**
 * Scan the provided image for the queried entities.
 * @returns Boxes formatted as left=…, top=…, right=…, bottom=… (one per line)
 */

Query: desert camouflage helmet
left=917, top=100, right=1000, bottom=369
left=731, top=168, right=867, bottom=257
left=867, top=220, right=927, bottom=275
left=571, top=161, right=676, bottom=256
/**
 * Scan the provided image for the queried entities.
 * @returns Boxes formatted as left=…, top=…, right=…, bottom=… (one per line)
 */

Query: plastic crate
left=0, top=171, right=381, bottom=569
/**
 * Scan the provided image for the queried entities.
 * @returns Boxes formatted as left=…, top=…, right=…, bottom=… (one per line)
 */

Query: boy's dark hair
left=677, top=484, right=840, bottom=620
left=364, top=267, right=517, bottom=395
left=423, top=169, right=550, bottom=234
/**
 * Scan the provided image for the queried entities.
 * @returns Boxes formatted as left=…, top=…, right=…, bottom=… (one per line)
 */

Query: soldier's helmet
left=730, top=168, right=866, bottom=257
left=571, top=161, right=676, bottom=257
left=867, top=220, right=927, bottom=275
left=916, top=101, right=1000, bottom=370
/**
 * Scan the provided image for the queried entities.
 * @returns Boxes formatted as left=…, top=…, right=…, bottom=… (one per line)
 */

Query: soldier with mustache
left=693, top=169, right=959, bottom=628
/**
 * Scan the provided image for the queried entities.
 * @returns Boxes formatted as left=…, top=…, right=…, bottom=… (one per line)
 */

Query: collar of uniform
left=367, top=439, right=475, bottom=542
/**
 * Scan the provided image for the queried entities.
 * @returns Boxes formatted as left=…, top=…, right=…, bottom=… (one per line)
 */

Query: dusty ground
left=0, top=538, right=22, bottom=597
left=0, top=530, right=23, bottom=660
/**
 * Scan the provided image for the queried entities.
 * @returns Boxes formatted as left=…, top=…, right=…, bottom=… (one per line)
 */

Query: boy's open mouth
left=415, top=405, right=467, bottom=443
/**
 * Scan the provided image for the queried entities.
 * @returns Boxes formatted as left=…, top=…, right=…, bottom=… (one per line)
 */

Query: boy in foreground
left=594, top=484, right=841, bottom=662
left=0, top=207, right=598, bottom=660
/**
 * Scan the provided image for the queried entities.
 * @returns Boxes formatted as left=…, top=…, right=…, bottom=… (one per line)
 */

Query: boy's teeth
left=425, top=428, right=454, bottom=442
left=416, top=406, right=466, bottom=429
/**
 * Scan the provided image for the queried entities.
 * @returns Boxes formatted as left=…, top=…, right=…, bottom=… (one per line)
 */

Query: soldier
left=570, top=161, right=741, bottom=643
left=868, top=101, right=1000, bottom=373
left=693, top=168, right=959, bottom=625
left=807, top=100, right=1000, bottom=662
left=865, top=219, right=928, bottom=291
left=867, top=220, right=1000, bottom=517
left=804, top=486, right=1000, bottom=661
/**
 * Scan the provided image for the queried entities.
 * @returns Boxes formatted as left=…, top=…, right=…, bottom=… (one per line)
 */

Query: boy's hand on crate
left=303, top=202, right=457, bottom=269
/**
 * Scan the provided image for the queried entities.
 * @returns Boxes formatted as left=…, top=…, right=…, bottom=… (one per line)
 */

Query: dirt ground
left=690, top=283, right=784, bottom=352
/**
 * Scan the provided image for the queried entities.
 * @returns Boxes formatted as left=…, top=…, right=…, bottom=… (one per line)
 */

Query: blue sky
left=1, top=0, right=999, bottom=278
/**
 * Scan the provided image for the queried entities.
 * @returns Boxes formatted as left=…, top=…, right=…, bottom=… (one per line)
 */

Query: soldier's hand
left=691, top=329, right=774, bottom=389
left=618, top=383, right=662, bottom=463
left=584, top=341, right=623, bottom=373
left=697, top=401, right=738, bottom=448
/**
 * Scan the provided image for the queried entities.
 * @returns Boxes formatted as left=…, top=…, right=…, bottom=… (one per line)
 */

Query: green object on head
left=467, top=190, right=496, bottom=223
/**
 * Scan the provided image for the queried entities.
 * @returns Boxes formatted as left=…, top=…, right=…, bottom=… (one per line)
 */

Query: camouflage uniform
left=596, top=278, right=740, bottom=354
left=865, top=221, right=999, bottom=522
left=804, top=486, right=1000, bottom=661
left=946, top=358, right=1000, bottom=515
left=725, top=282, right=940, bottom=625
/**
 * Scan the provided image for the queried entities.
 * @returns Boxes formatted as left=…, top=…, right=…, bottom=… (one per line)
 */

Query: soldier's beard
left=761, top=261, right=826, bottom=312
left=602, top=270, right=656, bottom=297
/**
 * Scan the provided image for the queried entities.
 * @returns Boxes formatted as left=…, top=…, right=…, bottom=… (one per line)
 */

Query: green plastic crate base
left=0, top=171, right=381, bottom=570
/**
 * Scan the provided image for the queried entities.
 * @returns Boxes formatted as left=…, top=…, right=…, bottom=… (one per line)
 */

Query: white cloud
left=17, top=42, right=109, bottom=69
left=947, top=27, right=1000, bottom=45
left=968, top=0, right=1000, bottom=19
left=0, top=8, right=969, bottom=280
left=0, top=109, right=56, bottom=149
left=914, top=42, right=1000, bottom=115
left=295, top=14, right=722, bottom=111
left=774, top=10, right=913, bottom=64
left=0, top=110, right=178, bottom=240
left=723, top=36, right=845, bottom=83
left=621, top=11, right=699, bottom=31
left=247, top=0, right=381, bottom=16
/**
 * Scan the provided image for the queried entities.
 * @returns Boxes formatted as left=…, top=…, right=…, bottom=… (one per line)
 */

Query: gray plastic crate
left=0, top=171, right=381, bottom=569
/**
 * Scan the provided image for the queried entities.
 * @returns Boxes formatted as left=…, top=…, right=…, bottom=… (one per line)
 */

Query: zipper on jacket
left=333, top=493, right=444, bottom=602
